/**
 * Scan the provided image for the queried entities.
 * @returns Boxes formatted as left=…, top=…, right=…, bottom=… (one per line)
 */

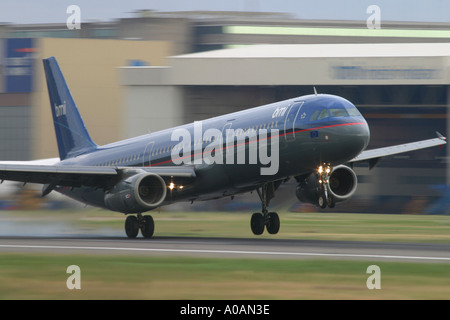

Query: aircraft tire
left=266, top=212, right=280, bottom=234
left=125, top=215, right=139, bottom=238
left=318, top=195, right=327, bottom=209
left=327, top=196, right=335, bottom=208
left=251, top=213, right=265, bottom=235
left=141, top=215, right=155, bottom=238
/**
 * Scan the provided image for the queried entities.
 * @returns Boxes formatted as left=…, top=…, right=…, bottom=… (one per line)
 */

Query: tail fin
left=43, top=57, right=97, bottom=160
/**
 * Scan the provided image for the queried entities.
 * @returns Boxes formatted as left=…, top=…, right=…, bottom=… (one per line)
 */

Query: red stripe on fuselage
left=146, top=122, right=367, bottom=167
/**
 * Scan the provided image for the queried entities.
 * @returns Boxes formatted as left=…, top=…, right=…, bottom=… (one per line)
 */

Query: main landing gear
left=250, top=182, right=280, bottom=235
left=125, top=213, right=154, bottom=238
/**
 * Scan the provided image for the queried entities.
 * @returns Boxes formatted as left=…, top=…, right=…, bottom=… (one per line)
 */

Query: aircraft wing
left=0, top=162, right=196, bottom=195
left=350, top=133, right=446, bottom=169
left=0, top=164, right=117, bottom=186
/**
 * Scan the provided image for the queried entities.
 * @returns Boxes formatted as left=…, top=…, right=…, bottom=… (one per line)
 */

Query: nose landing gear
left=316, top=164, right=335, bottom=209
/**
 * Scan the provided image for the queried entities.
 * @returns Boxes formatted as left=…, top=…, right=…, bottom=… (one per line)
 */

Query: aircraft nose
left=344, top=121, right=370, bottom=161
left=356, top=120, right=370, bottom=151
left=325, top=121, right=370, bottom=166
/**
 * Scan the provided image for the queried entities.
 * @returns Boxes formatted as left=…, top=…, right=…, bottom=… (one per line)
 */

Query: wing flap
left=0, top=164, right=196, bottom=189
left=0, top=165, right=118, bottom=187
left=140, top=166, right=196, bottom=178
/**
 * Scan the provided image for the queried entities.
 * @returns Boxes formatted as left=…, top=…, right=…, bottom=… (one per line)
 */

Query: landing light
left=317, top=165, right=331, bottom=174
left=168, top=182, right=184, bottom=190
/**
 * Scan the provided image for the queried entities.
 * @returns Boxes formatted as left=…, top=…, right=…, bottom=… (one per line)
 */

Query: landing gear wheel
left=318, top=195, right=327, bottom=209
left=251, top=182, right=282, bottom=236
left=125, top=215, right=139, bottom=238
left=327, top=196, right=335, bottom=208
left=251, top=213, right=265, bottom=235
left=266, top=212, right=280, bottom=235
left=140, top=215, right=154, bottom=238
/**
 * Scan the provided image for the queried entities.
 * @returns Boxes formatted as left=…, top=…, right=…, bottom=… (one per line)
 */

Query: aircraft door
left=284, top=101, right=304, bottom=141
left=143, top=141, right=155, bottom=166
left=222, top=121, right=233, bottom=136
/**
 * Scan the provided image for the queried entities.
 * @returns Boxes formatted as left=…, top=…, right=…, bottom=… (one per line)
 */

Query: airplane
left=0, top=56, right=446, bottom=238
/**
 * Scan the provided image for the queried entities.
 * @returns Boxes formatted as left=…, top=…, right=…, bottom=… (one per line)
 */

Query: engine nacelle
left=296, top=165, right=358, bottom=207
left=327, top=165, right=358, bottom=202
left=104, top=172, right=167, bottom=213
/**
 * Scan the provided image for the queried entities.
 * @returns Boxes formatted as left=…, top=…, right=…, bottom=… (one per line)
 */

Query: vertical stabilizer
left=43, top=57, right=97, bottom=160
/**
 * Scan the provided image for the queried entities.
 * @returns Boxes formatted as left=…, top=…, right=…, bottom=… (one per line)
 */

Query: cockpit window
left=306, top=100, right=362, bottom=122
left=329, top=108, right=349, bottom=118
left=317, top=109, right=329, bottom=120
left=309, top=110, right=320, bottom=121
left=347, top=107, right=362, bottom=117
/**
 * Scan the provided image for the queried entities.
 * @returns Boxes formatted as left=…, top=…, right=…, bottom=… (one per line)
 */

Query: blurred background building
left=0, top=10, right=449, bottom=213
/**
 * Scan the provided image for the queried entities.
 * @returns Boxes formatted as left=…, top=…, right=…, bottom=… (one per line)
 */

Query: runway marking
left=0, top=244, right=450, bottom=262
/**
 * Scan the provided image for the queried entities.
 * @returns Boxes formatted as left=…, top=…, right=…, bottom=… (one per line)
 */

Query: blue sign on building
left=4, top=38, right=35, bottom=93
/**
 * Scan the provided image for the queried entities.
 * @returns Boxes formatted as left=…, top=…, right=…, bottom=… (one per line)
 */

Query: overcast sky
left=1, top=0, right=449, bottom=24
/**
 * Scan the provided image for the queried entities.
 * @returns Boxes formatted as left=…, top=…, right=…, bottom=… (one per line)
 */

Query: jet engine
left=296, top=165, right=358, bottom=207
left=104, top=172, right=167, bottom=213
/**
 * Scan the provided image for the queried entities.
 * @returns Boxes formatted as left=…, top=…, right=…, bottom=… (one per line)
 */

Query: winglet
left=43, top=57, right=98, bottom=160
left=436, top=131, right=447, bottom=141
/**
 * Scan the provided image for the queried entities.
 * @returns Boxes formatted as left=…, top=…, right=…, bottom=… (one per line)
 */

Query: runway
left=0, top=236, right=450, bottom=263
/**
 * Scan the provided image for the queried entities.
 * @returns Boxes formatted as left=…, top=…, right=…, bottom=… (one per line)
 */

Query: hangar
left=120, top=42, right=449, bottom=211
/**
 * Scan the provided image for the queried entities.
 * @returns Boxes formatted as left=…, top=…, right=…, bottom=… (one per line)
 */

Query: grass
left=1, top=254, right=450, bottom=299
left=1, top=209, right=450, bottom=299
left=10, top=208, right=446, bottom=243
